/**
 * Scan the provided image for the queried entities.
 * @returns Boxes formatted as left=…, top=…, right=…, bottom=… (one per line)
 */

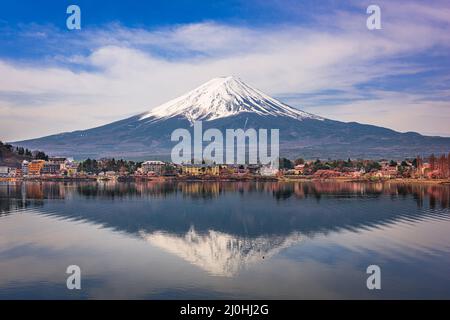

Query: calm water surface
left=1, top=181, right=450, bottom=299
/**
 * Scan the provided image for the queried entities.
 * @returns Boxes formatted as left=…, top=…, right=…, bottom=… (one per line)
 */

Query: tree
left=279, top=157, right=294, bottom=169
left=35, top=151, right=48, bottom=161
left=294, top=158, right=305, bottom=165
left=389, top=160, right=397, bottom=167
left=429, top=154, right=436, bottom=170
left=365, top=161, right=381, bottom=172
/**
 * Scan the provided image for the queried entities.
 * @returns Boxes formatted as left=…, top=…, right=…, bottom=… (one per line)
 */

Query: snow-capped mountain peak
left=140, top=76, right=323, bottom=124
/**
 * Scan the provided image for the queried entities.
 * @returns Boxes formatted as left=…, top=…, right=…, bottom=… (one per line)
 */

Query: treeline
left=78, top=158, right=142, bottom=174
left=0, top=141, right=49, bottom=163
left=279, top=157, right=415, bottom=172
left=417, top=153, right=450, bottom=178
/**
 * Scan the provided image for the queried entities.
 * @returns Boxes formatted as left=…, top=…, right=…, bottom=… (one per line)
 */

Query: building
left=379, top=165, right=398, bottom=178
left=66, top=162, right=78, bottom=176
left=7, top=168, right=17, bottom=177
left=21, top=160, right=29, bottom=175
left=14, top=168, right=23, bottom=177
left=292, top=164, right=306, bottom=175
left=228, top=164, right=248, bottom=175
left=0, top=166, right=9, bottom=177
left=27, top=160, right=46, bottom=176
left=48, top=157, right=67, bottom=165
left=141, top=160, right=166, bottom=175
left=246, top=164, right=261, bottom=174
left=182, top=164, right=220, bottom=176
left=48, top=157, right=67, bottom=170
left=42, top=163, right=61, bottom=175
left=260, top=165, right=279, bottom=176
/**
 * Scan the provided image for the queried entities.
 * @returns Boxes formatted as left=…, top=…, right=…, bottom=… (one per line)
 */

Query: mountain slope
left=11, top=76, right=450, bottom=160
left=0, top=142, right=31, bottom=167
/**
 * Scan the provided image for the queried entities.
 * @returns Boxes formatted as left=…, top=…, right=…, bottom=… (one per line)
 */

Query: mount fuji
left=140, top=76, right=324, bottom=124
left=12, top=76, right=450, bottom=159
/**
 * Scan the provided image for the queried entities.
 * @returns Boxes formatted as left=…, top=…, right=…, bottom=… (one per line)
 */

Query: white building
left=260, top=165, right=279, bottom=176
left=21, top=160, right=29, bottom=175
left=142, top=160, right=165, bottom=175
left=0, top=166, right=9, bottom=177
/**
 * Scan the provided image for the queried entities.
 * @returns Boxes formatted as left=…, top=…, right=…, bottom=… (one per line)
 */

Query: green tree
left=279, top=157, right=294, bottom=169
left=365, top=161, right=381, bottom=172
left=35, top=151, right=48, bottom=161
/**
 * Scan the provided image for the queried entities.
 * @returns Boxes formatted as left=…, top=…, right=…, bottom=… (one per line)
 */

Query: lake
left=1, top=181, right=450, bottom=299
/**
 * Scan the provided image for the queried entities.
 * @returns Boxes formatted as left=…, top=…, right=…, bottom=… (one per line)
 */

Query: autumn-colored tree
left=429, top=154, right=436, bottom=170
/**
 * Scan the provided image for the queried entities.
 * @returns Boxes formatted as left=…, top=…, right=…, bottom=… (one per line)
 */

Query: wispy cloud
left=0, top=0, right=449, bottom=141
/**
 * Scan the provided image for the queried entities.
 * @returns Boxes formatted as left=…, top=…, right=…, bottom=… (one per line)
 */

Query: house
left=65, top=162, right=79, bottom=176
left=378, top=165, right=398, bottom=178
left=14, top=168, right=23, bottom=177
left=228, top=164, right=248, bottom=175
left=292, top=164, right=306, bottom=175
left=27, top=160, right=46, bottom=176
left=182, top=164, right=220, bottom=176
left=48, top=157, right=67, bottom=165
left=42, top=163, right=61, bottom=175
left=7, top=168, right=17, bottom=177
left=21, top=160, right=29, bottom=175
left=141, top=160, right=166, bottom=175
left=349, top=169, right=364, bottom=178
left=260, top=165, right=279, bottom=176
left=0, top=166, right=9, bottom=177
left=246, top=164, right=261, bottom=174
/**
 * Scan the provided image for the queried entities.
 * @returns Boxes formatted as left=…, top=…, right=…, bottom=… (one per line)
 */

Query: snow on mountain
left=140, top=228, right=303, bottom=277
left=140, top=76, right=324, bottom=124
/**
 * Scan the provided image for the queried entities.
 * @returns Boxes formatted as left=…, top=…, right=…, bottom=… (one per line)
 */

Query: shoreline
left=1, top=176, right=449, bottom=185
left=281, top=176, right=450, bottom=185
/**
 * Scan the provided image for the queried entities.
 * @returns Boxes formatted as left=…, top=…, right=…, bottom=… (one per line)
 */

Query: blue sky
left=1, top=0, right=450, bottom=141
left=1, top=0, right=361, bottom=29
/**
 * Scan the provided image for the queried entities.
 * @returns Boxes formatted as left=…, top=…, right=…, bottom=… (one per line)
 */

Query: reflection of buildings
left=140, top=228, right=303, bottom=277
left=179, top=182, right=220, bottom=198
left=1, top=180, right=449, bottom=209
left=0, top=182, right=67, bottom=200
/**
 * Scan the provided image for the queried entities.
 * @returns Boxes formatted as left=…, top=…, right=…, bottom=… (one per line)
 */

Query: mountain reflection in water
left=1, top=181, right=449, bottom=278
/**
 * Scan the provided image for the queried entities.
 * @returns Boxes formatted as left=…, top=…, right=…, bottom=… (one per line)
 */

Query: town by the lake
left=1, top=141, right=449, bottom=184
